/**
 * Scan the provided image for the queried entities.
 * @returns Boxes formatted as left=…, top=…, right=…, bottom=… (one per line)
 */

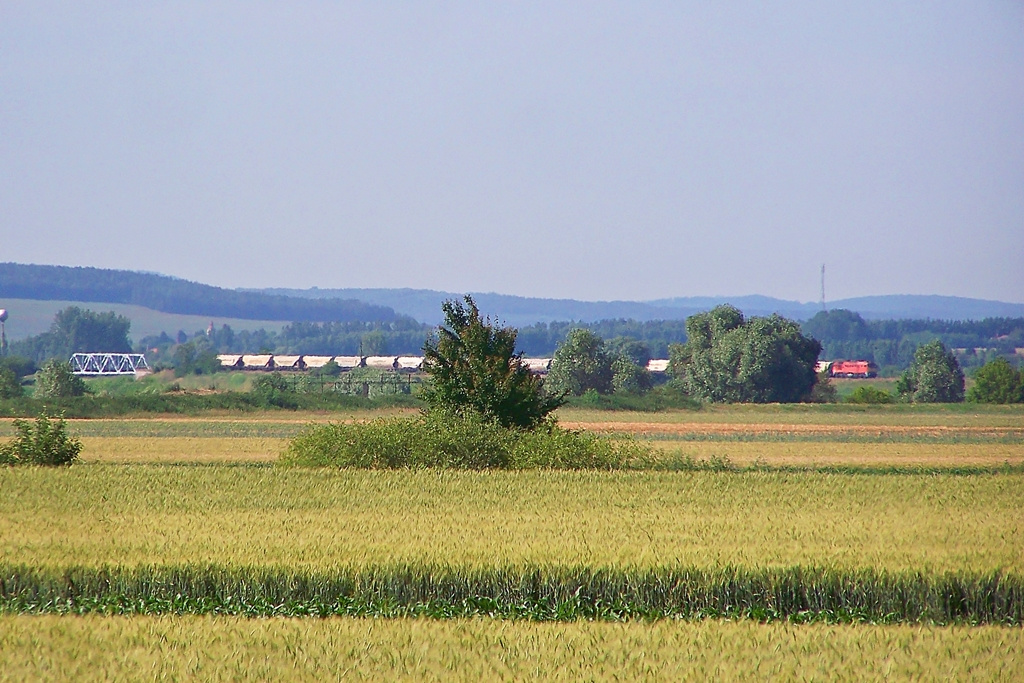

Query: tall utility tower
left=820, top=264, right=827, bottom=312
left=0, top=309, right=7, bottom=357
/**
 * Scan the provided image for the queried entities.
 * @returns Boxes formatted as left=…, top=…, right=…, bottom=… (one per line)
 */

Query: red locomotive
left=826, top=360, right=878, bottom=378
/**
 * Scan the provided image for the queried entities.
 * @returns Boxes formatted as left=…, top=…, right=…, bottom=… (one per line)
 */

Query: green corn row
left=1, top=564, right=1020, bottom=625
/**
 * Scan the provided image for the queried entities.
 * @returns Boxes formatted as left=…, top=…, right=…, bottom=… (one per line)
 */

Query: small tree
left=897, top=340, right=964, bottom=403
left=808, top=370, right=838, bottom=403
left=252, top=372, right=298, bottom=408
left=611, top=356, right=653, bottom=395
left=547, top=329, right=615, bottom=396
left=0, top=412, right=82, bottom=466
left=422, top=296, right=562, bottom=429
left=34, top=359, right=88, bottom=398
left=318, top=359, right=342, bottom=377
left=606, top=337, right=652, bottom=368
left=967, top=357, right=1023, bottom=404
left=0, top=367, right=23, bottom=399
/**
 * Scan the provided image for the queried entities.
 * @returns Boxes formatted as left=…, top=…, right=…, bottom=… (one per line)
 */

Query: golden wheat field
left=0, top=615, right=1020, bottom=682
left=2, top=406, right=1023, bottom=680
left=2, top=466, right=1021, bottom=572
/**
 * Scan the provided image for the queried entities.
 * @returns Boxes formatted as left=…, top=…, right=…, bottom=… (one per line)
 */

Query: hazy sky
left=2, top=2, right=1022, bottom=303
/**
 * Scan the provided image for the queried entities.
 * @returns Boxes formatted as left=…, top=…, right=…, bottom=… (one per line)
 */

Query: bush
left=0, top=412, right=82, bottom=466
left=280, top=411, right=650, bottom=470
left=34, top=359, right=88, bottom=398
left=845, top=386, right=894, bottom=404
left=807, top=371, right=838, bottom=403
left=251, top=373, right=298, bottom=408
left=967, top=358, right=1023, bottom=404
left=0, top=367, right=23, bottom=399
left=0, top=355, right=36, bottom=380
left=897, top=340, right=964, bottom=403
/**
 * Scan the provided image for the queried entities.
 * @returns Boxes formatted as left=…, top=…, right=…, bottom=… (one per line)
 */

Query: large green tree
left=668, top=305, right=821, bottom=403
left=802, top=309, right=872, bottom=343
left=10, top=306, right=131, bottom=363
left=421, top=296, right=562, bottom=429
left=546, top=329, right=615, bottom=396
left=966, top=357, right=1022, bottom=404
left=896, top=340, right=965, bottom=403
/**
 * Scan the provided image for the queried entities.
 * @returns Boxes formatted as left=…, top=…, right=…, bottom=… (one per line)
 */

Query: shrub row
left=0, top=392, right=420, bottom=418
left=1, top=564, right=1019, bottom=624
left=564, top=387, right=701, bottom=412
left=281, top=412, right=651, bottom=470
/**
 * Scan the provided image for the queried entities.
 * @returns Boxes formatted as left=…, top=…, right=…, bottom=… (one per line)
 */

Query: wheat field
left=0, top=615, right=1020, bottom=681
left=2, top=466, right=1020, bottom=572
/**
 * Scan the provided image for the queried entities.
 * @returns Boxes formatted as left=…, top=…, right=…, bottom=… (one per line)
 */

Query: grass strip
left=637, top=432, right=1024, bottom=445
left=1, top=565, right=1020, bottom=625
left=0, top=393, right=421, bottom=418
left=651, top=456, right=1024, bottom=476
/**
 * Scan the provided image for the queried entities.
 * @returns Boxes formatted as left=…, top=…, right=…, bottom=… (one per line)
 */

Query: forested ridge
left=0, top=263, right=398, bottom=323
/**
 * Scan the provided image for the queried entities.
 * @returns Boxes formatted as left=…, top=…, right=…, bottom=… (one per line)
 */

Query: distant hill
left=0, top=263, right=399, bottom=323
left=0, top=298, right=288, bottom=342
left=261, top=287, right=1024, bottom=326
left=258, top=288, right=695, bottom=326
left=651, top=295, right=1024, bottom=321
left=4, top=263, right=1020, bottom=333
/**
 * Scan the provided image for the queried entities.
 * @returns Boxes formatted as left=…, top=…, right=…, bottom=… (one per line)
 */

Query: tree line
left=8, top=297, right=1023, bottom=376
left=3, top=302, right=1023, bottom=405
left=802, top=309, right=1024, bottom=373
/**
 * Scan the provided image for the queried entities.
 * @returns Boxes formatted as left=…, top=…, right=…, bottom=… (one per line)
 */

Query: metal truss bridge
left=70, top=353, right=151, bottom=376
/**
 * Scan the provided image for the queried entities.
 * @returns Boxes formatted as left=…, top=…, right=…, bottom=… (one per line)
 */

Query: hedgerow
left=280, top=411, right=650, bottom=470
